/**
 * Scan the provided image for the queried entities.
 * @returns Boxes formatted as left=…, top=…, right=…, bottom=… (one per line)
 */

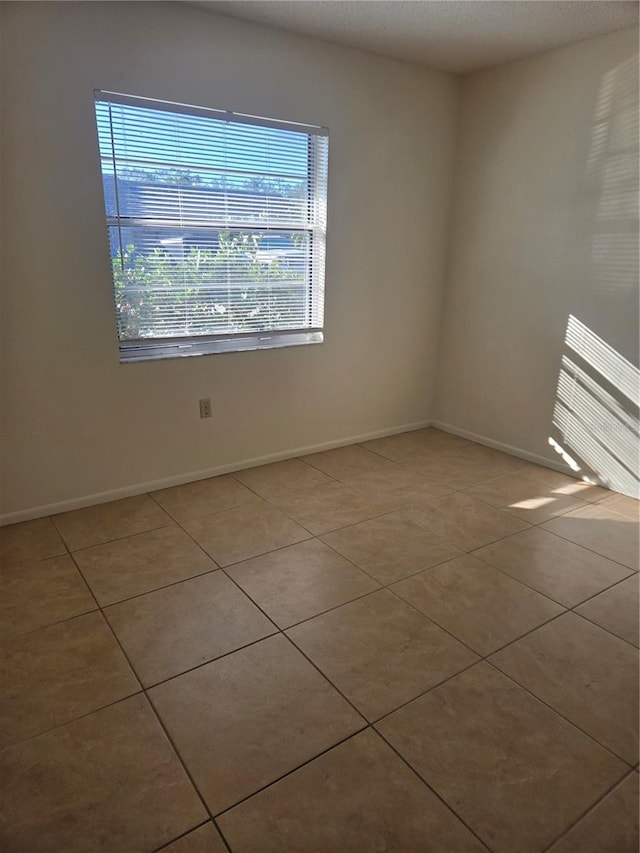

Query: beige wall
left=435, top=27, right=639, bottom=496
left=0, top=2, right=459, bottom=520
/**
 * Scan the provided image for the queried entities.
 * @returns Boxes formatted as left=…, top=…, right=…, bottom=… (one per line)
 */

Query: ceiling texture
left=193, top=1, right=639, bottom=74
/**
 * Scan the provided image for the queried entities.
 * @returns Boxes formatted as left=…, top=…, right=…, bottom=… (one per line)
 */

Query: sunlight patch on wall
left=551, top=316, right=639, bottom=497
left=586, top=55, right=639, bottom=295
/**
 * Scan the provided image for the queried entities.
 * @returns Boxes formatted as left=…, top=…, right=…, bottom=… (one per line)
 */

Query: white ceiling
left=193, top=1, right=639, bottom=74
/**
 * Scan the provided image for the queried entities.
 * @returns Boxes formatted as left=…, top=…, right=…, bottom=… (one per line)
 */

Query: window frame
left=94, top=90, right=328, bottom=362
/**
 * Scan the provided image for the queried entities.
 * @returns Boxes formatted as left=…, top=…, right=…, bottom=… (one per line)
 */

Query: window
left=94, top=91, right=328, bottom=361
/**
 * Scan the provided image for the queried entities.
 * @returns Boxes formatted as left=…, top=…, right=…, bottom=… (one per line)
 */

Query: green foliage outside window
left=111, top=230, right=306, bottom=340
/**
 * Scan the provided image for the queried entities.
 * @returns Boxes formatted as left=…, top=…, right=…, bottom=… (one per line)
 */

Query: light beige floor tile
left=597, top=492, right=640, bottom=520
left=419, top=444, right=536, bottom=489
left=302, top=444, right=395, bottom=479
left=270, top=482, right=387, bottom=535
left=0, top=517, right=66, bottom=562
left=400, top=492, right=530, bottom=551
left=152, top=474, right=259, bottom=524
left=548, top=773, right=639, bottom=853
left=53, top=495, right=173, bottom=550
left=0, top=695, right=206, bottom=853
left=218, top=729, right=486, bottom=853
left=182, top=501, right=309, bottom=567
left=0, top=611, right=139, bottom=749
left=457, top=444, right=534, bottom=474
left=542, top=505, right=639, bottom=570
left=163, top=823, right=228, bottom=852
left=576, top=575, right=639, bottom=647
left=74, top=525, right=217, bottom=606
left=491, top=613, right=639, bottom=764
left=410, top=452, right=500, bottom=489
left=106, top=571, right=275, bottom=686
left=227, top=539, right=379, bottom=628
left=149, top=635, right=364, bottom=815
left=465, top=470, right=590, bottom=524
left=322, top=512, right=462, bottom=585
left=359, top=432, right=442, bottom=464
left=392, top=554, right=563, bottom=656
left=343, top=467, right=453, bottom=509
left=233, top=459, right=333, bottom=498
left=519, top=467, right=612, bottom=503
left=377, top=663, right=626, bottom=853
left=0, top=553, right=96, bottom=637
left=287, top=589, right=477, bottom=721
left=413, top=445, right=531, bottom=489
left=474, top=527, right=631, bottom=607
left=407, top=427, right=473, bottom=452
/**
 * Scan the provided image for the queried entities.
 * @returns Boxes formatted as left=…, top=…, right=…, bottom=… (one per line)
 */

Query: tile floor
left=0, top=427, right=638, bottom=852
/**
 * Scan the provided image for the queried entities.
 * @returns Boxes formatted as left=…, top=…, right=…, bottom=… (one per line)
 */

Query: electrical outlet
left=199, top=398, right=212, bottom=419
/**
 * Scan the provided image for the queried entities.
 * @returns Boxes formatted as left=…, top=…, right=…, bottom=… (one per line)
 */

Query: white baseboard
left=431, top=420, right=578, bottom=478
left=1, top=419, right=432, bottom=526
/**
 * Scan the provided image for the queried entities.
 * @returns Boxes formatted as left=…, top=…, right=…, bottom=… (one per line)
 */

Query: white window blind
left=94, top=91, right=328, bottom=361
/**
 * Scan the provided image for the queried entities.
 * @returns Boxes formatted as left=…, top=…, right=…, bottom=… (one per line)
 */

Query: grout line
left=61, top=541, right=101, bottom=609
left=96, top=562, right=223, bottom=609
left=7, top=526, right=633, bottom=775
left=455, top=467, right=600, bottom=514
left=484, top=659, right=637, bottom=768
left=4, top=430, right=638, bottom=852
left=0, top=689, right=145, bottom=756
left=539, top=769, right=636, bottom=852
left=50, top=511, right=175, bottom=553
left=164, top=463, right=637, bottom=581
left=48, top=446, right=637, bottom=575
left=150, top=483, right=323, bottom=542
left=382, top=585, right=487, bottom=660
left=257, top=485, right=398, bottom=537
left=150, top=819, right=213, bottom=853
left=373, top=727, right=494, bottom=852
left=11, top=488, right=639, bottom=718
left=124, top=513, right=394, bottom=826
left=0, top=542, right=142, bottom=754
left=60, top=528, right=216, bottom=828
left=81, top=525, right=635, bottom=656
left=136, top=631, right=280, bottom=691
left=150, top=491, right=262, bottom=521
left=352, top=444, right=407, bottom=462
left=46, top=490, right=616, bottom=630
left=369, top=657, right=482, bottom=726
left=571, top=608, right=639, bottom=651
left=2, top=602, right=102, bottom=639
left=212, top=724, right=497, bottom=850
left=212, top=819, right=234, bottom=853
left=100, top=620, right=215, bottom=827
left=232, top=455, right=343, bottom=486
left=297, top=448, right=400, bottom=477
left=211, top=726, right=368, bottom=821
left=470, top=538, right=636, bottom=612
left=277, top=584, right=382, bottom=631
left=146, top=488, right=318, bottom=555
left=12, top=487, right=639, bottom=703
left=466, top=552, right=639, bottom=651
left=374, top=657, right=633, bottom=853
left=532, top=521, right=638, bottom=573
left=386, top=574, right=567, bottom=662
left=565, top=571, right=637, bottom=611
left=278, top=632, right=368, bottom=722
left=372, top=588, right=636, bottom=771
left=139, top=692, right=216, bottom=829
left=317, top=524, right=460, bottom=583
left=112, top=629, right=280, bottom=692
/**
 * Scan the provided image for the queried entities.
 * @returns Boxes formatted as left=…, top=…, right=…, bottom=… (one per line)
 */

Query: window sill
left=119, top=330, right=324, bottom=363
